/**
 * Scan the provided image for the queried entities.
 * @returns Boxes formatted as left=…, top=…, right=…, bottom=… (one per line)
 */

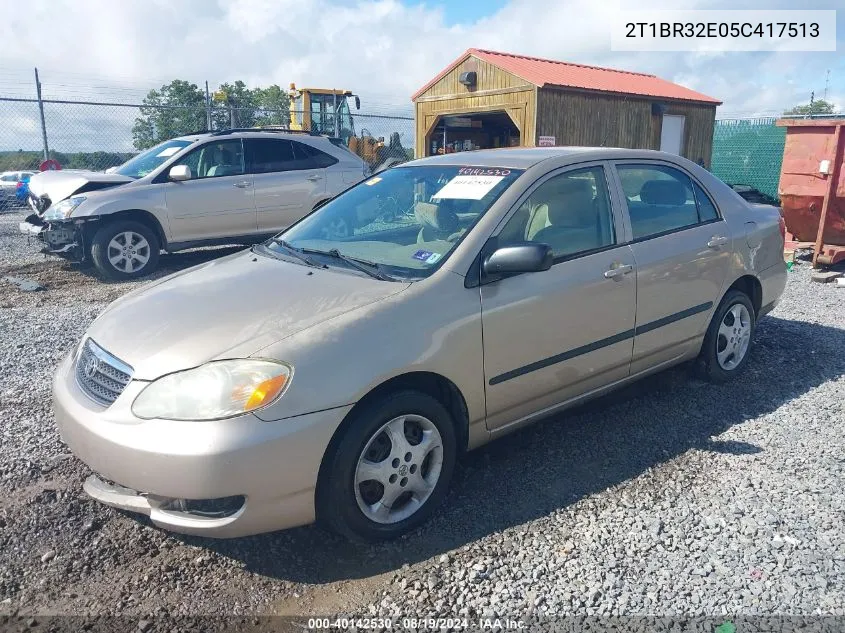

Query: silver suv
left=20, top=130, right=369, bottom=279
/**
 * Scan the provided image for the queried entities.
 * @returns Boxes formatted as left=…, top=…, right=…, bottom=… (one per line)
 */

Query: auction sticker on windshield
left=433, top=175, right=505, bottom=200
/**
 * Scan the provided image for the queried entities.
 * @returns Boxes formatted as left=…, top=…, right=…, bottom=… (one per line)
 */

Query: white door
left=660, top=115, right=685, bottom=155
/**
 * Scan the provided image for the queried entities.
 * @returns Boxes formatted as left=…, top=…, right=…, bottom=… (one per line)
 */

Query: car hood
left=28, top=170, right=133, bottom=206
left=86, top=250, right=410, bottom=380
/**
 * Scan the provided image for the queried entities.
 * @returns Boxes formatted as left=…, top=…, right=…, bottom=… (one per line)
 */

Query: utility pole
left=34, top=68, right=49, bottom=161
left=205, top=81, right=212, bottom=131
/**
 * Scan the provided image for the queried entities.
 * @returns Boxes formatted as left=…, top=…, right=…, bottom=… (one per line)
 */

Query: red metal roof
left=411, top=48, right=721, bottom=105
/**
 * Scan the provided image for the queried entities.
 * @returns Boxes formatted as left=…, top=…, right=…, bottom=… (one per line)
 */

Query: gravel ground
left=1, top=205, right=844, bottom=626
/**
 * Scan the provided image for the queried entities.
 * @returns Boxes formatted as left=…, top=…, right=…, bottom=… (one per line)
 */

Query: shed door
left=660, top=115, right=686, bottom=155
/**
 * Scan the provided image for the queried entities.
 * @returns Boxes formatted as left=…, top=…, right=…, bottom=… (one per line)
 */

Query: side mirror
left=168, top=165, right=192, bottom=181
left=354, top=96, right=361, bottom=110
left=482, top=243, right=553, bottom=276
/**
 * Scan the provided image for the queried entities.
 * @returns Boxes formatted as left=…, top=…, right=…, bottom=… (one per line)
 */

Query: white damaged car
left=21, top=129, right=369, bottom=279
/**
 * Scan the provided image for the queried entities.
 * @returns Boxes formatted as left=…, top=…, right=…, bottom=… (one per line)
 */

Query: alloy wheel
left=716, top=303, right=752, bottom=370
left=354, top=414, right=444, bottom=524
left=107, top=231, right=151, bottom=274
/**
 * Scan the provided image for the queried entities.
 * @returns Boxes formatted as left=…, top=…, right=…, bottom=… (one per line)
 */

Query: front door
left=480, top=164, right=637, bottom=431
left=612, top=161, right=732, bottom=374
left=164, top=138, right=256, bottom=242
left=246, top=138, right=328, bottom=233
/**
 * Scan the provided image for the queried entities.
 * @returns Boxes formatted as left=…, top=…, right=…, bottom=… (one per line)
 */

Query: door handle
left=603, top=263, right=633, bottom=280
left=707, top=235, right=728, bottom=248
left=306, top=174, right=322, bottom=182
left=233, top=180, right=252, bottom=188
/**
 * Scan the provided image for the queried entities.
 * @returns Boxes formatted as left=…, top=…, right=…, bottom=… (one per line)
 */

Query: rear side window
left=248, top=139, right=298, bottom=174
left=293, top=142, right=338, bottom=169
left=692, top=181, right=719, bottom=222
left=247, top=138, right=338, bottom=173
left=617, top=164, right=716, bottom=240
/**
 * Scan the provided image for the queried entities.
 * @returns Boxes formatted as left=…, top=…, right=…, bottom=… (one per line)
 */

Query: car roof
left=171, top=130, right=335, bottom=143
left=404, top=147, right=687, bottom=169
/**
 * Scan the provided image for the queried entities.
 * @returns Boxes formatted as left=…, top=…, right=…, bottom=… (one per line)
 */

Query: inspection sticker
left=364, top=176, right=382, bottom=186
left=156, top=146, right=182, bottom=158
left=426, top=252, right=442, bottom=264
left=433, top=175, right=505, bottom=200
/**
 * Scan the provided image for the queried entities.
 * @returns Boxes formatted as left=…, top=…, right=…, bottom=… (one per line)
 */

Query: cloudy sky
left=0, top=0, right=842, bottom=151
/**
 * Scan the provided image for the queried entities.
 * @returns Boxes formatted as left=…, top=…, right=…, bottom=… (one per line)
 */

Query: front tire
left=318, top=390, right=457, bottom=542
left=697, top=289, right=756, bottom=383
left=90, top=220, right=160, bottom=280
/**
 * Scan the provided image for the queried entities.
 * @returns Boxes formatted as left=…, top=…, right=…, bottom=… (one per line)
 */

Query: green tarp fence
left=710, top=118, right=786, bottom=201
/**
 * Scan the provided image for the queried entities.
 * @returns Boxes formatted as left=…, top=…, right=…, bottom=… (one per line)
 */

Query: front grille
left=75, top=339, right=133, bottom=405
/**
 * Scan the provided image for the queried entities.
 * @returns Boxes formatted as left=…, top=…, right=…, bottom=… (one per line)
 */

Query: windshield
left=268, top=164, right=524, bottom=279
left=115, top=139, right=193, bottom=179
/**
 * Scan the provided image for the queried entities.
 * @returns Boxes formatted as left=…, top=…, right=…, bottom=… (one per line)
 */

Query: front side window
left=617, top=164, right=709, bottom=240
left=498, top=166, right=615, bottom=258
left=177, top=140, right=245, bottom=179
left=116, top=139, right=193, bottom=179
left=266, top=165, right=524, bottom=279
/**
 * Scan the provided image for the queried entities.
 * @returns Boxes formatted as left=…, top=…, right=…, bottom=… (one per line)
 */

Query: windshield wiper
left=299, top=247, right=396, bottom=281
left=266, top=238, right=326, bottom=268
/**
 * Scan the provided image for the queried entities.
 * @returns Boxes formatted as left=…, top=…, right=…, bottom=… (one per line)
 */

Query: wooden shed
left=412, top=48, right=722, bottom=167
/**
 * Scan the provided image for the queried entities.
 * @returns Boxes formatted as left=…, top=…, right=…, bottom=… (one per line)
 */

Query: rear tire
left=318, top=390, right=457, bottom=542
left=90, top=220, right=160, bottom=280
left=697, top=289, right=756, bottom=383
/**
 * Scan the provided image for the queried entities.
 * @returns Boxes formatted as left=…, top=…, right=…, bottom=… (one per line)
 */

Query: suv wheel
left=90, top=220, right=160, bottom=280
left=697, top=289, right=756, bottom=383
left=318, top=390, right=457, bottom=542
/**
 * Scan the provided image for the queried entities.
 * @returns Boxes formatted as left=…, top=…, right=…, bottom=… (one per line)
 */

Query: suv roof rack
left=210, top=127, right=324, bottom=137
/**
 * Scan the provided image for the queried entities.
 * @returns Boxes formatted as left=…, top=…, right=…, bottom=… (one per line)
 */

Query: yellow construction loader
left=287, top=84, right=406, bottom=173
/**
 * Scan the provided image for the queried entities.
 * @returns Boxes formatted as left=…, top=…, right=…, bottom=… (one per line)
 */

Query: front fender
left=250, top=272, right=487, bottom=445
left=72, top=187, right=172, bottom=241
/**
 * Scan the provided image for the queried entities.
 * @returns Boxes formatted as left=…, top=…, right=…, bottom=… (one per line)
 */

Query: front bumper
left=52, top=349, right=352, bottom=538
left=19, top=216, right=86, bottom=261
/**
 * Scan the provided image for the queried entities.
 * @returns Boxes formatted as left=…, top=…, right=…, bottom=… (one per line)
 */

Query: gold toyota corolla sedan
left=53, top=147, right=786, bottom=541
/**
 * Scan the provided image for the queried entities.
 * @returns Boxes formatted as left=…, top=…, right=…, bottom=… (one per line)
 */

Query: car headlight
left=44, top=196, right=86, bottom=220
left=131, top=359, right=293, bottom=421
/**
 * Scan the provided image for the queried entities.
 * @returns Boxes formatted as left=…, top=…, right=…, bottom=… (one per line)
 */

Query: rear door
left=611, top=161, right=732, bottom=374
left=480, top=163, right=637, bottom=430
left=246, top=138, right=329, bottom=233
left=164, top=138, right=256, bottom=242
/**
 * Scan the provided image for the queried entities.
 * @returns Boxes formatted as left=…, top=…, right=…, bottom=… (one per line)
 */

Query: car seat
left=532, top=179, right=601, bottom=254
left=415, top=200, right=460, bottom=243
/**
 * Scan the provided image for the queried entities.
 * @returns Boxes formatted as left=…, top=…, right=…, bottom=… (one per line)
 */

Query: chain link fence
left=710, top=117, right=786, bottom=202
left=0, top=97, right=415, bottom=174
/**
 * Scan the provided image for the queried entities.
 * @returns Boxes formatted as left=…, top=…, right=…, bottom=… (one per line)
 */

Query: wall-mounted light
left=459, top=71, right=477, bottom=88
left=651, top=102, right=667, bottom=116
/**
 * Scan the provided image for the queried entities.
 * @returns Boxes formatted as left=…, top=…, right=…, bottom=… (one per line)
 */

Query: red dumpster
left=775, top=118, right=845, bottom=267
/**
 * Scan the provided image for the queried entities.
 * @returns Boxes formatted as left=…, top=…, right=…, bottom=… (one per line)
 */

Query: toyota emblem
left=85, top=357, right=100, bottom=378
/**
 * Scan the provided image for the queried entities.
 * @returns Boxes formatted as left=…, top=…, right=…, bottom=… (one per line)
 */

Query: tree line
left=131, top=80, right=290, bottom=150
left=0, top=150, right=133, bottom=172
